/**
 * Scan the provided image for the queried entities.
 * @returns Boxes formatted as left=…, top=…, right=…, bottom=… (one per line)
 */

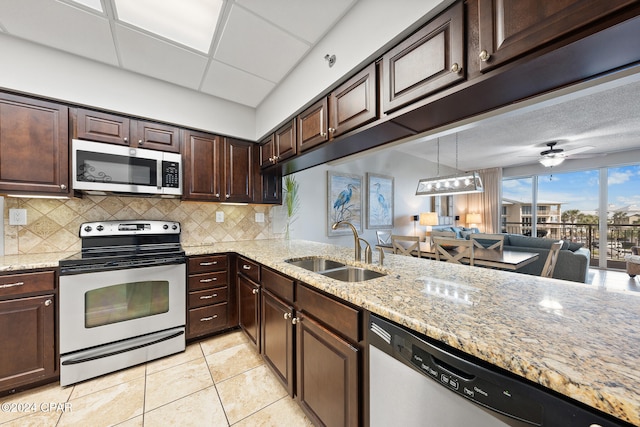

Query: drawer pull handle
left=199, top=295, right=213, bottom=299
left=242, top=265, right=251, bottom=270
left=0, top=281, right=25, bottom=289
left=199, top=261, right=218, bottom=266
left=200, top=315, right=218, bottom=322
left=199, top=278, right=217, bottom=283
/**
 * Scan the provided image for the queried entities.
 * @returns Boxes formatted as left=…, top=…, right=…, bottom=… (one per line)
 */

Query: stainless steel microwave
left=72, top=139, right=182, bottom=196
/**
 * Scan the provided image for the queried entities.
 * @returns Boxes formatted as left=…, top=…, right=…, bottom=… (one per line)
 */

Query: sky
left=502, top=164, right=640, bottom=213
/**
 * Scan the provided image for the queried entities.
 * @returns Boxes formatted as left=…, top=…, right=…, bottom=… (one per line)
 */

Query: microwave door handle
left=157, top=160, right=163, bottom=191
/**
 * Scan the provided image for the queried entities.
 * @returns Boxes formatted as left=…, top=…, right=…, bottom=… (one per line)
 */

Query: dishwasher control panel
left=409, top=344, right=542, bottom=424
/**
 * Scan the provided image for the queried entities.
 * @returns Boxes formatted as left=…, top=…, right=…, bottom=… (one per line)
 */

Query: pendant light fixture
left=415, top=134, right=484, bottom=197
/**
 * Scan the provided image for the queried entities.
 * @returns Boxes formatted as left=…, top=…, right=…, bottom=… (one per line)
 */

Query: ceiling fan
left=536, top=141, right=600, bottom=167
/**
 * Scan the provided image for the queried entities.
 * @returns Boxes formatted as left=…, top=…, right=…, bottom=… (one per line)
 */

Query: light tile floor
left=0, top=331, right=314, bottom=427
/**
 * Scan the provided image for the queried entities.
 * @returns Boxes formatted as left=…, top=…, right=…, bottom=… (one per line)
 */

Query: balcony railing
left=502, top=221, right=640, bottom=269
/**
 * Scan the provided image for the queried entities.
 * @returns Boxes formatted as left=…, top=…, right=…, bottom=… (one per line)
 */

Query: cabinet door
left=477, top=0, right=638, bottom=71
left=238, top=275, right=260, bottom=349
left=0, top=94, right=69, bottom=195
left=134, top=120, right=181, bottom=153
left=297, top=98, right=328, bottom=152
left=260, top=169, right=282, bottom=204
left=275, top=119, right=297, bottom=161
left=260, top=134, right=275, bottom=169
left=224, top=138, right=254, bottom=203
left=183, top=130, right=222, bottom=201
left=261, top=290, right=294, bottom=396
left=0, top=295, right=56, bottom=392
left=382, top=1, right=464, bottom=113
left=296, top=314, right=359, bottom=427
left=74, top=108, right=130, bottom=146
left=329, top=62, right=378, bottom=138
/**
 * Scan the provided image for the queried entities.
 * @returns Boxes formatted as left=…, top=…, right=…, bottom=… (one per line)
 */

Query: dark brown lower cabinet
left=261, top=290, right=294, bottom=396
left=0, top=295, right=56, bottom=392
left=238, top=274, right=260, bottom=349
left=296, top=313, right=359, bottom=427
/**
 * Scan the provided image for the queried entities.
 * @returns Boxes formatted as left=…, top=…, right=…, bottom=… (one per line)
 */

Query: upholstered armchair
left=625, top=246, right=640, bottom=278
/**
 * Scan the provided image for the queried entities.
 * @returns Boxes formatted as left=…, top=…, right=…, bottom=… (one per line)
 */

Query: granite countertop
left=188, top=239, right=640, bottom=425
left=4, top=240, right=638, bottom=424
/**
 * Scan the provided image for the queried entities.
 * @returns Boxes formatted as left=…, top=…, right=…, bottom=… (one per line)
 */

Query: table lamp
left=419, top=212, right=438, bottom=240
left=466, top=213, right=481, bottom=229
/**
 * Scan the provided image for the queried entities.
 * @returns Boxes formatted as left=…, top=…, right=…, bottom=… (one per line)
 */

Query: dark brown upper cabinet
left=182, top=130, right=223, bottom=202
left=0, top=93, right=69, bottom=196
left=297, top=98, right=329, bottom=152
left=329, top=62, right=378, bottom=138
left=74, top=108, right=180, bottom=153
left=381, top=1, right=465, bottom=113
left=224, top=137, right=254, bottom=203
left=477, top=0, right=638, bottom=71
left=260, top=119, right=297, bottom=169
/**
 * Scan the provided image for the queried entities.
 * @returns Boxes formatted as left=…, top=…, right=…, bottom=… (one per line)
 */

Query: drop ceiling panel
left=214, top=5, right=310, bottom=83
left=201, top=60, right=275, bottom=107
left=0, top=0, right=118, bottom=65
left=236, top=0, right=356, bottom=44
left=116, top=24, right=209, bottom=90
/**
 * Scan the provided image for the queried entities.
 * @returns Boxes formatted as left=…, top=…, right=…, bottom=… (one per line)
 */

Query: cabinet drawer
left=189, top=286, right=228, bottom=308
left=188, top=303, right=227, bottom=336
left=188, top=255, right=227, bottom=274
left=188, top=271, right=228, bottom=291
left=0, top=271, right=55, bottom=299
left=296, top=284, right=361, bottom=342
left=237, top=257, right=260, bottom=283
left=262, top=268, right=294, bottom=303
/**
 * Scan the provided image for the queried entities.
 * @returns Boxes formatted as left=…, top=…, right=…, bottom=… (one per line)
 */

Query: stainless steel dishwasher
left=369, top=314, right=630, bottom=427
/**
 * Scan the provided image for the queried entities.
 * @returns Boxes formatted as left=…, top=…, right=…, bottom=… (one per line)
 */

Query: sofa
left=430, top=226, right=590, bottom=283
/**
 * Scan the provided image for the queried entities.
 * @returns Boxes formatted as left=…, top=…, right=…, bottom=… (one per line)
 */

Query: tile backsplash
left=4, top=195, right=281, bottom=255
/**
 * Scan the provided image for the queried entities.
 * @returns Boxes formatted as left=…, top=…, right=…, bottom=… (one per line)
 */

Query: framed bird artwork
left=366, top=173, right=394, bottom=229
left=327, top=171, right=363, bottom=236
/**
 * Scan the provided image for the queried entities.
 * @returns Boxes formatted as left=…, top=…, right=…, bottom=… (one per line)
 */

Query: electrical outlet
left=255, top=212, right=265, bottom=223
left=216, top=211, right=224, bottom=223
left=9, top=209, right=27, bottom=225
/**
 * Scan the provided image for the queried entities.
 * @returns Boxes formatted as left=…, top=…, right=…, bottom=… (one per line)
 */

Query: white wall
left=0, top=34, right=255, bottom=140
left=283, top=149, right=458, bottom=250
left=255, top=0, right=455, bottom=138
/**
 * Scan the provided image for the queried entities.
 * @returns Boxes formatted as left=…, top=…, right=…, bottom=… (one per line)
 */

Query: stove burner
left=59, top=220, right=185, bottom=275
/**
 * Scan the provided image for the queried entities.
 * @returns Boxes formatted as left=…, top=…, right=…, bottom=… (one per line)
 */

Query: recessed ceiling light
left=69, top=0, right=104, bottom=12
left=114, top=0, right=223, bottom=53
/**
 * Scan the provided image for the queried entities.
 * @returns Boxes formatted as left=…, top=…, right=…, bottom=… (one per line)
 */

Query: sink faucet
left=332, top=221, right=372, bottom=263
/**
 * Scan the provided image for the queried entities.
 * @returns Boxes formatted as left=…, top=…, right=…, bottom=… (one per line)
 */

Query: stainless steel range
left=58, top=220, right=186, bottom=386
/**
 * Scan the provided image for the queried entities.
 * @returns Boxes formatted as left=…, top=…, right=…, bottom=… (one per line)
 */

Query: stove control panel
left=79, top=220, right=181, bottom=237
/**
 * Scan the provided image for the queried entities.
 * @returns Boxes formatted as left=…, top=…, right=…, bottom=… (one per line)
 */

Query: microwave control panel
left=162, top=161, right=181, bottom=188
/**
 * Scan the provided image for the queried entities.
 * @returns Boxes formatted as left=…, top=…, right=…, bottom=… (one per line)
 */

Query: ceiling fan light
left=539, top=156, right=565, bottom=167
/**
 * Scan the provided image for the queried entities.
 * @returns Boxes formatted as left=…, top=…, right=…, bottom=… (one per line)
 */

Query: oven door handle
left=61, top=328, right=184, bottom=365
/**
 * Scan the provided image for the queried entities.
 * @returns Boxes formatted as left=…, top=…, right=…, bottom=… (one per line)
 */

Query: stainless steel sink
left=285, top=257, right=386, bottom=282
left=320, top=266, right=386, bottom=282
left=285, top=257, right=345, bottom=272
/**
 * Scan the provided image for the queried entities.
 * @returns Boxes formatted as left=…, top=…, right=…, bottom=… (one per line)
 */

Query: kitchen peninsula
left=1, top=239, right=638, bottom=425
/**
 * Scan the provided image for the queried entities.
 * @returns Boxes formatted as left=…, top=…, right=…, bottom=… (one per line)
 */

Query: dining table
left=378, top=240, right=539, bottom=271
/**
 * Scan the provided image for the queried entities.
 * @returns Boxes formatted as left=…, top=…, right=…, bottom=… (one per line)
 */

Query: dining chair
left=430, top=230, right=456, bottom=245
left=376, top=230, right=392, bottom=245
left=471, top=233, right=505, bottom=251
left=433, top=236, right=474, bottom=266
left=391, top=235, right=422, bottom=257
left=540, top=241, right=563, bottom=278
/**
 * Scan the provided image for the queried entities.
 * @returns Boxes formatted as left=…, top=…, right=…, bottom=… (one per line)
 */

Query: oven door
left=59, top=263, right=186, bottom=355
